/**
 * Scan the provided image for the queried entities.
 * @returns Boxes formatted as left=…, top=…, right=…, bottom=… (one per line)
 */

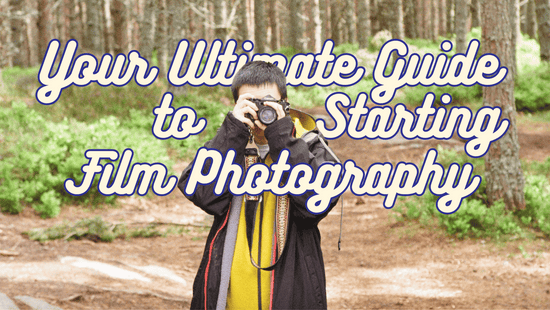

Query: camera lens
left=258, top=106, right=277, bottom=125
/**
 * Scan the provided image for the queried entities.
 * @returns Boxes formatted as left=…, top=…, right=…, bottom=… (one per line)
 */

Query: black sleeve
left=177, top=112, right=250, bottom=217
left=264, top=116, right=341, bottom=225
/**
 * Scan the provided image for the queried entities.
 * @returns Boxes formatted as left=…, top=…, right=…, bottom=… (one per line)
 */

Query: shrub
left=520, top=175, right=550, bottom=235
left=394, top=146, right=523, bottom=240
left=164, top=92, right=232, bottom=157
left=32, top=81, right=165, bottom=123
left=370, top=30, right=392, bottom=51
left=0, top=66, right=40, bottom=98
left=271, top=46, right=303, bottom=59
left=402, top=85, right=482, bottom=107
left=0, top=102, right=174, bottom=217
left=332, top=43, right=360, bottom=55
left=437, top=199, right=521, bottom=239
left=515, top=63, right=550, bottom=112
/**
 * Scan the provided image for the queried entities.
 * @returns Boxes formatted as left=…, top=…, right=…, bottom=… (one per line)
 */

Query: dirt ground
left=1, top=106, right=549, bottom=309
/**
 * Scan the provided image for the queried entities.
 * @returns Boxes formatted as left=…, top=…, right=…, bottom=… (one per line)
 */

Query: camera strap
left=244, top=148, right=289, bottom=271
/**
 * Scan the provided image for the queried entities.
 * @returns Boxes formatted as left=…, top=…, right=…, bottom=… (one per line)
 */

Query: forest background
left=0, top=0, right=550, bottom=241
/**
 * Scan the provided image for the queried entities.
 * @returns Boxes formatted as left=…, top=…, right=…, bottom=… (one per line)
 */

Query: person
left=178, top=61, right=341, bottom=310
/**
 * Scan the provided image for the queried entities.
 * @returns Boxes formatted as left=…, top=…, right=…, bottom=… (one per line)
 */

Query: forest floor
left=1, top=105, right=549, bottom=309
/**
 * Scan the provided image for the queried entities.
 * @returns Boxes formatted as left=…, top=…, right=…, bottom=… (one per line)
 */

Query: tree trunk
left=254, top=0, right=266, bottom=52
left=423, top=0, right=431, bottom=39
left=471, top=0, right=481, bottom=27
left=140, top=0, right=155, bottom=62
left=345, top=0, right=356, bottom=43
left=447, top=0, right=454, bottom=35
left=390, top=0, right=404, bottom=40
left=111, top=0, right=127, bottom=54
left=330, top=0, right=341, bottom=45
left=37, top=0, right=52, bottom=62
left=370, top=0, right=379, bottom=35
left=358, top=0, right=371, bottom=47
left=404, top=0, right=416, bottom=38
left=431, top=0, right=439, bottom=41
left=85, top=0, right=103, bottom=54
left=526, top=0, right=537, bottom=39
left=455, top=0, right=469, bottom=53
left=535, top=0, right=550, bottom=62
left=0, top=0, right=12, bottom=67
left=509, top=0, right=519, bottom=79
left=290, top=0, right=304, bottom=51
left=439, top=0, right=447, bottom=37
left=313, top=0, right=322, bottom=52
left=11, top=0, right=27, bottom=67
left=320, top=0, right=327, bottom=42
left=415, top=0, right=427, bottom=39
left=268, top=0, right=278, bottom=50
left=104, top=0, right=114, bottom=55
left=214, top=0, right=229, bottom=40
left=67, top=0, right=79, bottom=41
left=377, top=0, right=391, bottom=33
left=482, top=0, right=525, bottom=211
left=167, top=0, right=188, bottom=96
left=25, top=0, right=39, bottom=67
left=156, top=0, right=167, bottom=77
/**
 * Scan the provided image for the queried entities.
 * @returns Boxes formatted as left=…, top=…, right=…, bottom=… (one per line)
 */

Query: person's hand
left=232, top=93, right=258, bottom=128
left=232, top=94, right=286, bottom=131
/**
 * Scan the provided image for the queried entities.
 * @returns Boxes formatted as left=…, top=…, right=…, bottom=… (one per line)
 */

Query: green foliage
left=402, top=85, right=482, bottom=107
left=518, top=175, right=550, bottom=235
left=163, top=92, right=232, bottom=157
left=287, top=86, right=332, bottom=108
left=271, top=46, right=303, bottom=59
left=287, top=79, right=377, bottom=109
left=332, top=43, right=360, bottom=55
left=395, top=29, right=485, bottom=107
left=32, top=81, right=165, bottom=123
left=437, top=199, right=521, bottom=239
left=34, top=190, right=62, bottom=218
left=0, top=102, right=174, bottom=217
left=0, top=66, right=40, bottom=98
left=24, top=216, right=188, bottom=242
left=523, top=156, right=550, bottom=178
left=393, top=146, right=550, bottom=240
left=517, top=34, right=541, bottom=74
left=515, top=63, right=550, bottom=112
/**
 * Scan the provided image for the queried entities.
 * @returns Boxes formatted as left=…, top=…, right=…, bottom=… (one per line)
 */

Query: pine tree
left=482, top=0, right=525, bottom=211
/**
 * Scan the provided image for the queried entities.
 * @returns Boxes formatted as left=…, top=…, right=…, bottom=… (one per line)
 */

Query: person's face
left=237, top=83, right=282, bottom=144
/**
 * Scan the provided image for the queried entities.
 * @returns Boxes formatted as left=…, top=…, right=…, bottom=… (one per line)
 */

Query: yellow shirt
left=226, top=155, right=276, bottom=310
left=226, top=117, right=308, bottom=309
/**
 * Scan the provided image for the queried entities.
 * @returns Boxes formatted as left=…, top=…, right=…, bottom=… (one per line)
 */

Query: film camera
left=246, top=95, right=290, bottom=126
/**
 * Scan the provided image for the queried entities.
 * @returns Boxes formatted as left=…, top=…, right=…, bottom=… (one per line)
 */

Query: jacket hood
left=289, top=108, right=317, bottom=138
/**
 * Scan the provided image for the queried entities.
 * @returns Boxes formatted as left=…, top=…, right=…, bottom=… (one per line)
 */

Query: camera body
left=246, top=95, right=290, bottom=126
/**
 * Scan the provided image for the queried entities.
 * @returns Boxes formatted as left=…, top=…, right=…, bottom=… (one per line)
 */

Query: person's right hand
left=233, top=93, right=259, bottom=128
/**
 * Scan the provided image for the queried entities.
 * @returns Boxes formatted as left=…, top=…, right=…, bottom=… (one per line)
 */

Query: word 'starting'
left=317, top=92, right=509, bottom=158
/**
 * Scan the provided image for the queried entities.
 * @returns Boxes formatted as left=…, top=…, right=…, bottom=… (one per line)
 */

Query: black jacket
left=178, top=111, right=340, bottom=309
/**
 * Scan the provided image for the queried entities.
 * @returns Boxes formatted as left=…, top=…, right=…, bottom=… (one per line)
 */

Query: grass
left=517, top=110, right=550, bottom=130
